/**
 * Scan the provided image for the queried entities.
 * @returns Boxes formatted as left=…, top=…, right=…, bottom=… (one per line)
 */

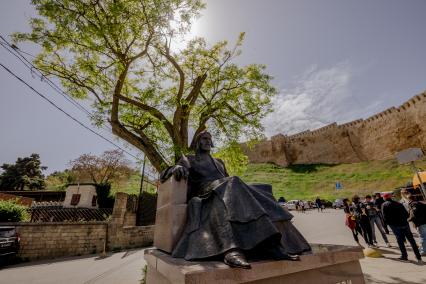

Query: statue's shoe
left=264, top=247, right=301, bottom=261
left=277, top=253, right=300, bottom=261
left=224, top=250, right=251, bottom=269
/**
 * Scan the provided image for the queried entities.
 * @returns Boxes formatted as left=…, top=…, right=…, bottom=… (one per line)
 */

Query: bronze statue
left=160, top=131, right=311, bottom=269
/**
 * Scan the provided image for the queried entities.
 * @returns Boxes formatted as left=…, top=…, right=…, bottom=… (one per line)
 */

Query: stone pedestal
left=154, top=177, right=188, bottom=253
left=144, top=244, right=365, bottom=284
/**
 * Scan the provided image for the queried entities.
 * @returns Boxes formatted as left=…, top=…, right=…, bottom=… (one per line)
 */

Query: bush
left=0, top=200, right=29, bottom=222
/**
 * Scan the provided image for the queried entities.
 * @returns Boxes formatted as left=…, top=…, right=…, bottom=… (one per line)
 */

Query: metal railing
left=27, top=207, right=112, bottom=222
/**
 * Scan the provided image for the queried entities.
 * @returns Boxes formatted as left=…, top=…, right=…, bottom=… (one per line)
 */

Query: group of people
left=343, top=193, right=390, bottom=248
left=343, top=191, right=426, bottom=263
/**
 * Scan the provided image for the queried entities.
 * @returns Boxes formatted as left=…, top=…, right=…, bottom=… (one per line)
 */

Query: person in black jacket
left=364, top=195, right=390, bottom=247
left=351, top=195, right=374, bottom=247
left=315, top=197, right=323, bottom=212
left=381, top=193, right=422, bottom=262
left=403, top=188, right=426, bottom=256
left=374, top=192, right=389, bottom=234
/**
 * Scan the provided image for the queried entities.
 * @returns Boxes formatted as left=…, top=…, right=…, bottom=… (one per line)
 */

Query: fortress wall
left=356, top=93, right=426, bottom=160
left=243, top=92, right=426, bottom=166
left=242, top=135, right=290, bottom=167
left=287, top=124, right=362, bottom=165
left=406, top=92, right=426, bottom=150
left=355, top=107, right=406, bottom=160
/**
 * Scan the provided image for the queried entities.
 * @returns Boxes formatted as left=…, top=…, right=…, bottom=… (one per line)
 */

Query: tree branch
left=115, top=94, right=175, bottom=140
left=110, top=120, right=166, bottom=171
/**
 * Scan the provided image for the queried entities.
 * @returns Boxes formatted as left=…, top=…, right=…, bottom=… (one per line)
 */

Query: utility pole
left=136, top=158, right=147, bottom=225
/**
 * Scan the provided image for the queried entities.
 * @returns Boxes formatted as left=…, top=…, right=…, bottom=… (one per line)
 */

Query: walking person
left=300, top=200, right=306, bottom=213
left=364, top=195, right=391, bottom=247
left=352, top=195, right=374, bottom=247
left=315, top=197, right=322, bottom=212
left=382, top=192, right=422, bottom=262
left=374, top=192, right=389, bottom=234
left=403, top=188, right=426, bottom=256
left=343, top=198, right=362, bottom=245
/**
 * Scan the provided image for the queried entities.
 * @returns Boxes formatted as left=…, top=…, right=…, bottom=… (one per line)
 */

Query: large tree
left=0, top=153, right=47, bottom=190
left=14, top=0, right=276, bottom=171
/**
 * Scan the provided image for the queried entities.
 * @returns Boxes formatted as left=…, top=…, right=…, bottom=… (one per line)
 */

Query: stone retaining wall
left=0, top=193, right=155, bottom=261
left=109, top=224, right=155, bottom=251
left=0, top=221, right=155, bottom=261
left=4, top=222, right=107, bottom=260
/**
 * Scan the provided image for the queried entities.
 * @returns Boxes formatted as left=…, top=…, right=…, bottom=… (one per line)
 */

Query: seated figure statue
left=160, top=131, right=311, bottom=269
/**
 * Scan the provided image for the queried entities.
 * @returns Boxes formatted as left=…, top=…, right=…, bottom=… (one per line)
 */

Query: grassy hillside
left=240, top=159, right=426, bottom=202
left=111, top=173, right=157, bottom=195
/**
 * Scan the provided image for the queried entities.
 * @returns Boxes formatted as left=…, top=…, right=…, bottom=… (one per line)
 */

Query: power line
left=0, top=62, right=158, bottom=181
left=0, top=36, right=95, bottom=119
left=0, top=35, right=168, bottom=176
left=0, top=34, right=160, bottom=177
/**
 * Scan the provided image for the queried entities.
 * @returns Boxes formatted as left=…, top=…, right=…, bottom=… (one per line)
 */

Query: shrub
left=0, top=199, right=29, bottom=222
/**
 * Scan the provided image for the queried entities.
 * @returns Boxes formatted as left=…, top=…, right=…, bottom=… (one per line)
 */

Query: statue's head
left=194, top=131, right=214, bottom=153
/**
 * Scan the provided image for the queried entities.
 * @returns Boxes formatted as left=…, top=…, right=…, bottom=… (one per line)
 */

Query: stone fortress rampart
left=243, top=91, right=426, bottom=167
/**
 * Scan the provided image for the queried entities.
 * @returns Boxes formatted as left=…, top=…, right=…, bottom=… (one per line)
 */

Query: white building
left=63, top=183, right=98, bottom=208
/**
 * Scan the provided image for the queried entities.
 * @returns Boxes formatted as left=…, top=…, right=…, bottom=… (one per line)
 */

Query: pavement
left=292, top=209, right=426, bottom=284
left=0, top=249, right=146, bottom=284
left=1, top=209, right=425, bottom=283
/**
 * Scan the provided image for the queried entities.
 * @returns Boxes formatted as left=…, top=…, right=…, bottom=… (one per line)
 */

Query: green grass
left=240, top=159, right=426, bottom=202
left=111, top=173, right=157, bottom=196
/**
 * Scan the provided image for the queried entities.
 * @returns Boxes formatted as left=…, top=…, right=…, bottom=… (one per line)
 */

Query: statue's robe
left=160, top=154, right=311, bottom=260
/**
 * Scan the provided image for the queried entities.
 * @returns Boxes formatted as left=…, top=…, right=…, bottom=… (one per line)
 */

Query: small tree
left=69, top=149, right=132, bottom=185
left=0, top=153, right=46, bottom=191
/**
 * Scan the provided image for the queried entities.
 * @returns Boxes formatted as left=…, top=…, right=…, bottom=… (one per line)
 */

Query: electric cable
left=0, top=62, right=157, bottom=181
left=0, top=35, right=169, bottom=178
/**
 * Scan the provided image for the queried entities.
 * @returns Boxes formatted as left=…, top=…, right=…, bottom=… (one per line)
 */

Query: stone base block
left=157, top=177, right=188, bottom=208
left=153, top=204, right=187, bottom=253
left=144, top=244, right=365, bottom=284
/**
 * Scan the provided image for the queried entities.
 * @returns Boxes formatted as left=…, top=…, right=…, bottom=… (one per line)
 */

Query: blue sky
left=1, top=0, right=426, bottom=172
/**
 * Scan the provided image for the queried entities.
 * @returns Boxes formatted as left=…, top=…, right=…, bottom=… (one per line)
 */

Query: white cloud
left=263, top=62, right=380, bottom=137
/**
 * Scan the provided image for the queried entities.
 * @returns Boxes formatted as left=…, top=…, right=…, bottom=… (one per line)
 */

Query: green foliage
left=213, top=142, right=248, bottom=176
left=240, top=159, right=426, bottom=201
left=140, top=265, right=148, bottom=284
left=45, top=169, right=76, bottom=190
left=14, top=0, right=276, bottom=171
left=0, top=199, right=29, bottom=222
left=111, top=171, right=157, bottom=196
left=0, top=153, right=46, bottom=191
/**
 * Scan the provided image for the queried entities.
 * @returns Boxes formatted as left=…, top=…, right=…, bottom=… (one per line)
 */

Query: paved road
left=0, top=249, right=146, bottom=284
left=1, top=209, right=426, bottom=283
left=292, top=209, right=426, bottom=284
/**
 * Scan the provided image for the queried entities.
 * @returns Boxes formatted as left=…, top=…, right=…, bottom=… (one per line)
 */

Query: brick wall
left=108, top=224, right=155, bottom=251
left=2, top=222, right=107, bottom=260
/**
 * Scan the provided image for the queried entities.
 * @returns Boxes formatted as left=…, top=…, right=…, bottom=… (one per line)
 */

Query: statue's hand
left=172, top=165, right=189, bottom=181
